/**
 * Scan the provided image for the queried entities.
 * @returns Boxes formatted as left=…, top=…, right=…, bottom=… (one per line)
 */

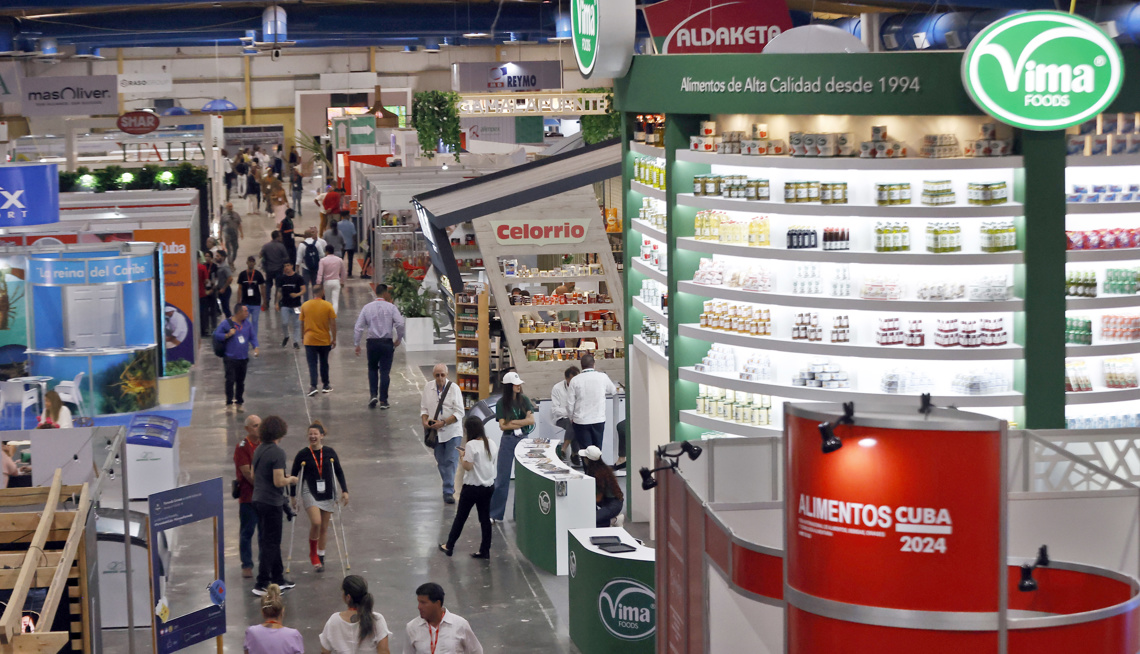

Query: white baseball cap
left=502, top=371, right=525, bottom=386
left=578, top=445, right=603, bottom=461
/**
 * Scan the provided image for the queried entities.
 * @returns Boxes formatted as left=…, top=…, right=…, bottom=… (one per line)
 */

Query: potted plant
left=385, top=267, right=438, bottom=351
left=412, top=90, right=461, bottom=161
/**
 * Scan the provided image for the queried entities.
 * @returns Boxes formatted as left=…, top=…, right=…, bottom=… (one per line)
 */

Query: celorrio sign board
left=571, top=0, right=635, bottom=79
left=962, top=11, right=1124, bottom=130
left=643, top=0, right=794, bottom=54
left=20, top=75, right=117, bottom=117
left=493, top=218, right=590, bottom=246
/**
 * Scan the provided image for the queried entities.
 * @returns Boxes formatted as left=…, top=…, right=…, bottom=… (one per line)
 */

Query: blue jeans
left=239, top=501, right=259, bottom=570
left=435, top=437, right=460, bottom=497
left=279, top=307, right=300, bottom=342
left=244, top=304, right=262, bottom=342
left=292, top=190, right=303, bottom=216
left=597, top=497, right=623, bottom=528
left=490, top=432, right=523, bottom=521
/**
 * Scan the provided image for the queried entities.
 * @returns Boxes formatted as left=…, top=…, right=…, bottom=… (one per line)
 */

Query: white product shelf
left=631, top=142, right=665, bottom=158
left=1065, top=249, right=1140, bottom=262
left=1065, top=296, right=1140, bottom=310
left=631, top=257, right=667, bottom=284
left=631, top=218, right=667, bottom=243
left=505, top=302, right=620, bottom=312
left=677, top=193, right=1024, bottom=218
left=517, top=332, right=622, bottom=341
left=677, top=237, right=1024, bottom=265
left=1066, top=203, right=1140, bottom=215
left=679, top=368, right=1024, bottom=408
left=1066, top=154, right=1140, bottom=168
left=506, top=275, right=610, bottom=286
left=678, top=410, right=781, bottom=438
left=632, top=334, right=668, bottom=368
left=677, top=280, right=1025, bottom=313
left=632, top=296, right=667, bottom=324
left=678, top=150, right=1024, bottom=170
left=631, top=181, right=666, bottom=201
left=677, top=324, right=1024, bottom=361
left=1065, top=387, right=1140, bottom=405
left=1065, top=342, right=1140, bottom=357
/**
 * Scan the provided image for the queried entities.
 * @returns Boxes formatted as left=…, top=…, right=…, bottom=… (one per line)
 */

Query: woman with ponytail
left=244, top=584, right=303, bottom=654
left=439, top=416, right=498, bottom=559
left=320, top=575, right=391, bottom=653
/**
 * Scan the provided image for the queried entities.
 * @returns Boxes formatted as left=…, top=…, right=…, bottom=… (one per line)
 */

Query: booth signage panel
left=492, top=218, right=591, bottom=246
left=149, top=477, right=226, bottom=654
left=453, top=61, right=563, bottom=93
left=0, top=63, right=19, bottom=102
left=136, top=229, right=196, bottom=365
left=643, top=0, right=794, bottom=54
left=0, top=164, right=59, bottom=227
left=567, top=535, right=656, bottom=653
left=785, top=413, right=1002, bottom=613
left=19, top=75, right=117, bottom=117
left=29, top=256, right=154, bottom=285
left=571, top=0, right=635, bottom=79
left=118, top=72, right=173, bottom=95
left=514, top=466, right=559, bottom=574
left=117, top=111, right=160, bottom=136
left=962, top=11, right=1124, bottom=131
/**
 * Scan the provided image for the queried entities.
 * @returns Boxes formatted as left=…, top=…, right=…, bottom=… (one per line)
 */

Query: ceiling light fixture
left=463, top=31, right=491, bottom=39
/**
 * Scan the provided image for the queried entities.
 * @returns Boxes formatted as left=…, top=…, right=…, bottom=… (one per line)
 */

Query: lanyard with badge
left=429, top=614, right=444, bottom=654
left=312, top=447, right=326, bottom=494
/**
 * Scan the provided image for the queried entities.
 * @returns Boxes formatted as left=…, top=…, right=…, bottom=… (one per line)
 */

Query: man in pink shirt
left=316, top=244, right=346, bottom=313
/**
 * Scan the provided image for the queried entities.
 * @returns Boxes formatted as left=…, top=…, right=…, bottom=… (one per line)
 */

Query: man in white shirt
left=420, top=363, right=465, bottom=504
left=550, top=366, right=580, bottom=465
left=567, top=353, right=616, bottom=454
left=404, top=583, right=482, bottom=654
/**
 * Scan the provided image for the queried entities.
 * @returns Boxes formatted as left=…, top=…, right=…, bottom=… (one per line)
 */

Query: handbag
left=231, top=479, right=241, bottom=499
left=424, top=381, right=452, bottom=448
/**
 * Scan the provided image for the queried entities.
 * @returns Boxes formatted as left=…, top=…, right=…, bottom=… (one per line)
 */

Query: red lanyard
left=311, top=447, right=323, bottom=478
left=429, top=611, right=445, bottom=654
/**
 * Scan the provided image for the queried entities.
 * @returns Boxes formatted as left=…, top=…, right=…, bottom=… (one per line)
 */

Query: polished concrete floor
left=103, top=200, right=593, bottom=653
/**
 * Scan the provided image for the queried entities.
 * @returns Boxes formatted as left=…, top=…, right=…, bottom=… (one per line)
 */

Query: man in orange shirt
left=300, top=284, right=337, bottom=396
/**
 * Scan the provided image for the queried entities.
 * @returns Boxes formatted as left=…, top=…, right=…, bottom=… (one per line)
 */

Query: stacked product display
left=694, top=386, right=774, bottom=427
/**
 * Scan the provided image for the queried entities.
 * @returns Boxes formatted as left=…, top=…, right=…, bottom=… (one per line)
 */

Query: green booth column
left=513, top=439, right=595, bottom=575
left=568, top=528, right=656, bottom=654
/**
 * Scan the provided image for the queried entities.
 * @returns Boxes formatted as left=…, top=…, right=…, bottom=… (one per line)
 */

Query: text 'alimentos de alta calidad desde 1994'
left=679, top=75, right=922, bottom=94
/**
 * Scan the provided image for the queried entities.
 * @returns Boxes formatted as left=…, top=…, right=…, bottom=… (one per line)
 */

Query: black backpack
left=235, top=161, right=249, bottom=175
left=212, top=319, right=232, bottom=357
left=303, top=242, right=321, bottom=273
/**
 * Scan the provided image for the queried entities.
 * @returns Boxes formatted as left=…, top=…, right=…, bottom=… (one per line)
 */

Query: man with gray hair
left=420, top=363, right=465, bottom=504
left=233, top=413, right=262, bottom=578
left=567, top=353, right=616, bottom=454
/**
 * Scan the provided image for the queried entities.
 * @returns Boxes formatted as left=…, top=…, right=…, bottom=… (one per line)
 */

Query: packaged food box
left=973, top=139, right=992, bottom=157
left=1091, top=134, right=1110, bottom=155
left=691, top=136, right=715, bottom=151
left=872, top=125, right=888, bottom=141
left=837, top=132, right=855, bottom=147
left=803, top=134, right=817, bottom=156
left=1128, top=134, right=1140, bottom=154
left=769, top=140, right=786, bottom=155
left=752, top=123, right=768, bottom=139
left=1122, top=113, right=1137, bottom=134
left=1102, top=113, right=1120, bottom=135
left=860, top=141, right=876, bottom=157
left=980, top=122, right=997, bottom=139
left=1079, top=119, right=1098, bottom=135
left=1066, top=134, right=1088, bottom=155
left=700, top=121, right=717, bottom=136
left=1112, top=134, right=1127, bottom=155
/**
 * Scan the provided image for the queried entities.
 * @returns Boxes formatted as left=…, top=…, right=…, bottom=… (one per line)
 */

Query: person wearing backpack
left=297, top=228, right=325, bottom=300
left=214, top=304, right=259, bottom=412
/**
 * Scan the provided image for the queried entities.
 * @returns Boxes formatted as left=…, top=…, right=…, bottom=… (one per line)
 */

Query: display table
left=568, top=528, right=656, bottom=653
left=513, top=438, right=594, bottom=575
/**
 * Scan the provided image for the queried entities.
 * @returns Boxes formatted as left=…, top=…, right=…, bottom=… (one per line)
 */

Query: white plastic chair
left=54, top=372, right=86, bottom=418
left=0, top=380, right=39, bottom=429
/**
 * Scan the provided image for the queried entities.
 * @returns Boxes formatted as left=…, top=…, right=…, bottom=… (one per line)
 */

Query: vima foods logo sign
left=571, top=0, right=599, bottom=76
left=598, top=578, right=655, bottom=641
left=962, top=11, right=1123, bottom=131
left=538, top=491, right=551, bottom=515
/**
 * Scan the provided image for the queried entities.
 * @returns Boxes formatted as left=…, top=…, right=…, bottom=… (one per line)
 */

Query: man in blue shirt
left=336, top=211, right=358, bottom=278
left=215, top=304, right=259, bottom=412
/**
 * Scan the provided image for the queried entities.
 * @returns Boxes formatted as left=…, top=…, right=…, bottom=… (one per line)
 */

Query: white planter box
left=403, top=316, right=438, bottom=351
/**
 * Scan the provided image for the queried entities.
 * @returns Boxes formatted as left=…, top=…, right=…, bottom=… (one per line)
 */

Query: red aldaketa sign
left=643, top=0, right=794, bottom=54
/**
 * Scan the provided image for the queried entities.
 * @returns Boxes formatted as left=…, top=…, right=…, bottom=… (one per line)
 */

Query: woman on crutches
left=290, top=421, right=349, bottom=572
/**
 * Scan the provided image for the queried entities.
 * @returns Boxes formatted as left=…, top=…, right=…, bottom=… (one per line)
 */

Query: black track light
left=1035, top=545, right=1050, bottom=568
left=1018, top=563, right=1037, bottom=592
left=820, top=422, right=843, bottom=454
left=680, top=440, right=703, bottom=461
left=639, top=467, right=657, bottom=491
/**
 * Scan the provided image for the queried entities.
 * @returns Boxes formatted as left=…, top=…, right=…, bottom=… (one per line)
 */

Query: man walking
left=258, top=230, right=290, bottom=309
left=212, top=250, right=234, bottom=320
left=297, top=227, right=325, bottom=300
left=420, top=364, right=464, bottom=504
left=300, top=284, right=337, bottom=396
left=280, top=208, right=297, bottom=267
left=354, top=284, right=405, bottom=409
left=220, top=202, right=243, bottom=267
left=276, top=263, right=305, bottom=349
left=237, top=256, right=266, bottom=341
left=233, top=414, right=262, bottom=578
left=251, top=415, right=298, bottom=596
left=198, top=254, right=212, bottom=337
left=337, top=211, right=358, bottom=278
left=567, top=353, right=616, bottom=453
left=291, top=166, right=304, bottom=217
left=404, top=583, right=483, bottom=654
left=551, top=366, right=580, bottom=465
left=214, top=304, right=258, bottom=412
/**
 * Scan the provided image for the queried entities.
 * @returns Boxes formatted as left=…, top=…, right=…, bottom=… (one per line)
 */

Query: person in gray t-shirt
left=212, top=251, right=234, bottom=320
left=251, top=416, right=299, bottom=594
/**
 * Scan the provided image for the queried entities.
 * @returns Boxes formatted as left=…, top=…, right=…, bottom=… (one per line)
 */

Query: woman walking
left=580, top=445, right=625, bottom=528
left=319, top=575, right=391, bottom=654
left=490, top=372, right=535, bottom=521
left=244, top=585, right=304, bottom=654
left=439, top=417, right=498, bottom=559
left=246, top=162, right=262, bottom=215
left=317, top=244, right=346, bottom=314
left=323, top=220, right=345, bottom=259
left=290, top=421, right=349, bottom=572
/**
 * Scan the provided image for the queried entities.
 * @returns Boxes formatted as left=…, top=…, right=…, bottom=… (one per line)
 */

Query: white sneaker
left=611, top=513, right=625, bottom=528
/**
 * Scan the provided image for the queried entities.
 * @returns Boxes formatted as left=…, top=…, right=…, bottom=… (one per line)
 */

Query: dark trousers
left=306, top=344, right=331, bottom=388
left=199, top=296, right=214, bottom=336
left=217, top=287, right=233, bottom=319
left=223, top=357, right=249, bottom=404
left=446, top=484, right=493, bottom=555
left=253, top=501, right=285, bottom=586
left=344, top=249, right=356, bottom=276
left=263, top=271, right=282, bottom=308
left=366, top=338, right=395, bottom=401
left=239, top=501, right=259, bottom=570
left=575, top=421, right=605, bottom=451
left=597, top=496, right=623, bottom=528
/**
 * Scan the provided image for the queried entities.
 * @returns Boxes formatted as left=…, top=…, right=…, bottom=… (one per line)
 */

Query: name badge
left=247, top=288, right=254, bottom=297
left=237, top=336, right=245, bottom=344
left=294, top=307, right=301, bottom=315
left=316, top=480, right=326, bottom=493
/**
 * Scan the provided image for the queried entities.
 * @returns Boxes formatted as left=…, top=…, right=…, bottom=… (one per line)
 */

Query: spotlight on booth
left=78, top=174, right=95, bottom=189
left=118, top=172, right=135, bottom=187
left=639, top=467, right=657, bottom=491
left=157, top=170, right=175, bottom=187
left=820, top=422, right=843, bottom=453
left=680, top=440, right=703, bottom=461
left=1018, top=544, right=1051, bottom=592
left=639, top=458, right=679, bottom=491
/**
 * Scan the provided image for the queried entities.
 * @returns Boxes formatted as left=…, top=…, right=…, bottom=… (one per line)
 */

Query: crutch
left=329, top=458, right=349, bottom=576
left=285, top=461, right=304, bottom=573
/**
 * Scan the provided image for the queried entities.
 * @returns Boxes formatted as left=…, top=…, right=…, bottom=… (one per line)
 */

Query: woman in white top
left=319, top=575, right=391, bottom=654
left=40, top=391, right=73, bottom=429
left=439, top=417, right=498, bottom=559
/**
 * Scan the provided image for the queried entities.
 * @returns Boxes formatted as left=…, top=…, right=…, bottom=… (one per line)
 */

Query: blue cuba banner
left=0, top=163, right=59, bottom=227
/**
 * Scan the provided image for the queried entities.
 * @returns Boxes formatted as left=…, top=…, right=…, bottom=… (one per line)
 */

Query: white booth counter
left=567, top=528, right=656, bottom=654
left=512, top=438, right=594, bottom=575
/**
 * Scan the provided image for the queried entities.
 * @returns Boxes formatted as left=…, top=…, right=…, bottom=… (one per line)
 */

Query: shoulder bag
left=424, top=381, right=453, bottom=448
